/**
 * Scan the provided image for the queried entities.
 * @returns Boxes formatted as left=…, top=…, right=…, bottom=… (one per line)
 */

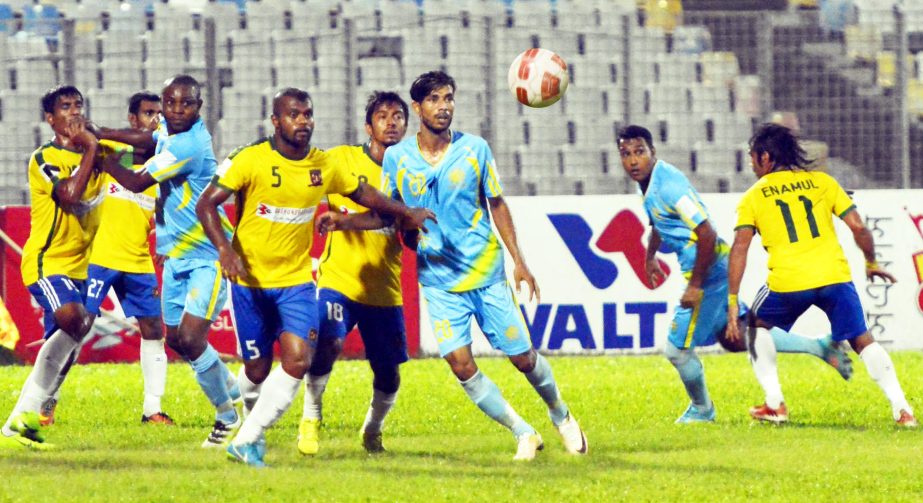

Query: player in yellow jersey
left=726, top=123, right=916, bottom=426
left=296, top=91, right=410, bottom=455
left=1, top=85, right=105, bottom=450
left=196, top=88, right=434, bottom=467
left=37, top=91, right=171, bottom=428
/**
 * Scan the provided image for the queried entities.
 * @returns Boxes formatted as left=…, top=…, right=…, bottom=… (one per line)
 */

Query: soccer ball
left=507, top=48, right=569, bottom=108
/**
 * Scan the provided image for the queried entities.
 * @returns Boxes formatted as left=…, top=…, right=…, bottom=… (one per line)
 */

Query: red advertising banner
left=0, top=204, right=419, bottom=364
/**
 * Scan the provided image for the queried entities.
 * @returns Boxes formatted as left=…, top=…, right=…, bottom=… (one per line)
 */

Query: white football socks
left=859, top=342, right=912, bottom=419
left=750, top=327, right=784, bottom=409
left=233, top=367, right=302, bottom=445
left=140, top=338, right=167, bottom=417
left=361, top=388, right=398, bottom=435
left=237, top=365, right=263, bottom=417
left=302, top=372, right=330, bottom=421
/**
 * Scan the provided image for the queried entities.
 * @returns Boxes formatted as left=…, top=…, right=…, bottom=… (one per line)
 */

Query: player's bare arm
left=196, top=183, right=247, bottom=283
left=489, top=195, right=540, bottom=303
left=681, top=220, right=716, bottom=308
left=88, top=122, right=157, bottom=155
left=347, top=181, right=436, bottom=232
left=99, top=152, right=157, bottom=193
left=54, top=116, right=99, bottom=208
left=726, top=226, right=755, bottom=342
left=841, top=209, right=897, bottom=284
left=645, top=227, right=666, bottom=287
left=316, top=210, right=387, bottom=234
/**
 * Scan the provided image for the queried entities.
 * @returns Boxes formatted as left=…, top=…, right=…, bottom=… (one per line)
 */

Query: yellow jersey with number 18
left=215, top=138, right=358, bottom=288
left=21, top=142, right=105, bottom=285
left=735, top=170, right=855, bottom=292
left=317, top=144, right=403, bottom=307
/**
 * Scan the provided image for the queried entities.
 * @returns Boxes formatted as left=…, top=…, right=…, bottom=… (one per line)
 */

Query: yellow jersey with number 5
left=214, top=138, right=358, bottom=288
left=316, top=144, right=403, bottom=307
left=735, top=170, right=855, bottom=292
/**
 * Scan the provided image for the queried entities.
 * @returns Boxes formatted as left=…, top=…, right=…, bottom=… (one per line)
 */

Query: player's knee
left=245, top=361, right=272, bottom=384
left=371, top=364, right=400, bottom=394
left=138, top=316, right=164, bottom=340
left=55, top=303, right=93, bottom=341
left=509, top=349, right=537, bottom=374
left=448, top=359, right=478, bottom=381
left=309, top=339, right=341, bottom=375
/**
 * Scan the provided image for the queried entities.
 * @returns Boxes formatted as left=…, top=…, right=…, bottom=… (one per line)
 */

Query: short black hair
left=365, top=91, right=408, bottom=125
left=163, top=74, right=201, bottom=100
left=409, top=71, right=456, bottom=103
left=617, top=125, right=654, bottom=150
left=128, top=91, right=160, bottom=115
left=41, top=85, right=83, bottom=114
left=749, top=123, right=812, bottom=170
left=272, top=87, right=311, bottom=116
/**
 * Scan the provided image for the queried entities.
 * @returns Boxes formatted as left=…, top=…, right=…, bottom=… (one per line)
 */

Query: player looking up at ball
left=196, top=87, right=433, bottom=467
left=298, top=91, right=413, bottom=456
left=618, top=124, right=855, bottom=425
left=726, top=123, right=916, bottom=427
left=378, top=70, right=587, bottom=461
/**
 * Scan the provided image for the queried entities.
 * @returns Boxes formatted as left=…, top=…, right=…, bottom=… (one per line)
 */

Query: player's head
left=617, top=125, right=657, bottom=183
left=748, top=123, right=812, bottom=178
left=271, top=87, right=314, bottom=151
left=410, top=71, right=455, bottom=134
left=127, top=91, right=162, bottom=131
left=41, top=85, right=84, bottom=135
left=365, top=91, right=408, bottom=148
left=161, top=75, right=202, bottom=134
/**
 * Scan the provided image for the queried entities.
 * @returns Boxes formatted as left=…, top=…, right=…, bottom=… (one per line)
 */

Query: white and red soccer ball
left=507, top=48, right=569, bottom=108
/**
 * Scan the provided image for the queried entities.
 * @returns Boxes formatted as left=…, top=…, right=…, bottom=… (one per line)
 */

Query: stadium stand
left=0, top=0, right=919, bottom=203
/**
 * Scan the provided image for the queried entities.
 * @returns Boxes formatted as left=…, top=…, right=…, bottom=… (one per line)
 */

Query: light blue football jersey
left=382, top=131, right=505, bottom=292
left=642, top=159, right=724, bottom=274
left=144, top=118, right=231, bottom=259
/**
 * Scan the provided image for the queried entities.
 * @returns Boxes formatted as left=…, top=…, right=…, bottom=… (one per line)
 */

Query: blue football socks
left=769, top=327, right=824, bottom=358
left=524, top=353, right=569, bottom=426
left=460, top=371, right=533, bottom=438
left=665, top=343, right=711, bottom=409
left=190, top=344, right=237, bottom=424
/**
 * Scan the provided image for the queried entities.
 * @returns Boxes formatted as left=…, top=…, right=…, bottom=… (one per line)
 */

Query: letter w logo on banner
left=548, top=210, right=670, bottom=290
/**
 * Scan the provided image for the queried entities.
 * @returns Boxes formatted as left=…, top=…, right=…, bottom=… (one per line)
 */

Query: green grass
left=2, top=352, right=923, bottom=502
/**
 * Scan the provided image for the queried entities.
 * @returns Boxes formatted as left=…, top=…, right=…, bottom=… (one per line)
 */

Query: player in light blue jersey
left=92, top=75, right=241, bottom=447
left=617, top=125, right=854, bottom=424
left=382, top=71, right=587, bottom=461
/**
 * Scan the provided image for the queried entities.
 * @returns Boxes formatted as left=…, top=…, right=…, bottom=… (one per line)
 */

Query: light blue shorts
left=161, top=257, right=227, bottom=327
left=668, top=258, right=729, bottom=350
left=422, top=280, right=532, bottom=358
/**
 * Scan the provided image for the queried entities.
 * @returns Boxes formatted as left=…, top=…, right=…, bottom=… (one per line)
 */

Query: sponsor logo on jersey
left=255, top=202, right=315, bottom=223
left=106, top=182, right=156, bottom=211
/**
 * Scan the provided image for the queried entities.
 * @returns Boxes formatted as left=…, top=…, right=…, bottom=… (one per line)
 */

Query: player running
left=297, top=91, right=412, bottom=455
left=0, top=85, right=105, bottom=449
left=92, top=75, right=242, bottom=446
left=381, top=71, right=587, bottom=461
left=196, top=87, right=433, bottom=467
left=618, top=125, right=854, bottom=424
left=727, top=123, right=916, bottom=426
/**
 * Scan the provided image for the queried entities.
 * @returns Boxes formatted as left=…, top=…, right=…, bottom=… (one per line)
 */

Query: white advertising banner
left=418, top=190, right=923, bottom=356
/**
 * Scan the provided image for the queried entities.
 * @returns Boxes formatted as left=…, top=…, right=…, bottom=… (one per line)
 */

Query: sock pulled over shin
left=460, top=370, right=533, bottom=438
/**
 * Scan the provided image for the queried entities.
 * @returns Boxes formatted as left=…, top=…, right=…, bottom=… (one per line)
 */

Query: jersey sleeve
left=661, top=178, right=708, bottom=229
left=478, top=140, right=503, bottom=198
left=144, top=135, right=197, bottom=182
left=214, top=149, right=249, bottom=192
left=381, top=148, right=400, bottom=199
left=30, top=149, right=62, bottom=202
left=325, top=148, right=360, bottom=197
left=735, top=190, right=757, bottom=231
left=828, top=175, right=856, bottom=218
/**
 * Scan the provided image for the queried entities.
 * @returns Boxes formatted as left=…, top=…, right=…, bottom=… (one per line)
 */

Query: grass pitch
left=1, top=352, right=922, bottom=502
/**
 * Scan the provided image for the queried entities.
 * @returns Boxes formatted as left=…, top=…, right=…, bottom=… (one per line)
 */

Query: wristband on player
left=865, top=260, right=879, bottom=270
left=728, top=293, right=738, bottom=305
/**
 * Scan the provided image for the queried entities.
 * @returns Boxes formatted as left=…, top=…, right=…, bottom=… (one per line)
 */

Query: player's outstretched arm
left=841, top=210, right=897, bottom=284
left=98, top=150, right=157, bottom=192
left=681, top=220, right=717, bottom=308
left=196, top=183, right=247, bottom=283
left=88, top=122, right=157, bottom=156
left=726, top=227, right=754, bottom=342
left=347, top=181, right=436, bottom=232
left=488, top=195, right=540, bottom=303
left=316, top=210, right=387, bottom=234
left=55, top=117, right=99, bottom=208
